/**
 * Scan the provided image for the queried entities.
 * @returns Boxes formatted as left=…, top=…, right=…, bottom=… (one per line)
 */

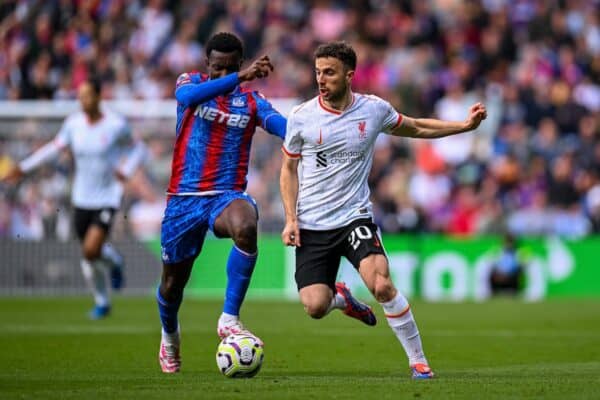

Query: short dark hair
left=314, top=41, right=357, bottom=70
left=205, top=32, right=244, bottom=58
left=87, top=77, right=102, bottom=96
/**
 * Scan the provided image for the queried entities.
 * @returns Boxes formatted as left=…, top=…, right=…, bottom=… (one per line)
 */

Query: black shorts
left=73, top=207, right=116, bottom=240
left=295, top=218, right=386, bottom=291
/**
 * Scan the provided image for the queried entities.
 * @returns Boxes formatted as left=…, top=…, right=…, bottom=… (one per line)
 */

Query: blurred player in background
left=2, top=78, right=146, bottom=319
left=157, top=32, right=287, bottom=373
left=489, top=233, right=527, bottom=295
left=280, top=42, right=487, bottom=379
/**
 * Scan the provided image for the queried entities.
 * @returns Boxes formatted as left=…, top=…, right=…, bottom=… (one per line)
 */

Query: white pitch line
left=2, top=325, right=165, bottom=335
left=304, top=328, right=600, bottom=338
left=426, top=329, right=600, bottom=338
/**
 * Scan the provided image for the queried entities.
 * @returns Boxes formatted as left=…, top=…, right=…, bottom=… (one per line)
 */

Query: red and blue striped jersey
left=167, top=72, right=286, bottom=194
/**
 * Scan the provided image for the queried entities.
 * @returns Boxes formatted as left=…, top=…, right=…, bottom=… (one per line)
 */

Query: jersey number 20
left=348, top=226, right=372, bottom=250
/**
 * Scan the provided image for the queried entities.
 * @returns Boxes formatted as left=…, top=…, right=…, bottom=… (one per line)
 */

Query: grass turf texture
left=1, top=298, right=599, bottom=399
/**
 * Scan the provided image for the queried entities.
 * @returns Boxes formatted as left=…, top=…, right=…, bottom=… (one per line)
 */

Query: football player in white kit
left=280, top=42, right=487, bottom=379
left=3, top=79, right=146, bottom=319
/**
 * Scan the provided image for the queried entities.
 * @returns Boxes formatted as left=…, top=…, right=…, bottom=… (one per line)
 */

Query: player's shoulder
left=64, top=111, right=82, bottom=122
left=64, top=111, right=86, bottom=127
left=103, top=109, right=126, bottom=123
left=289, top=96, right=318, bottom=118
left=355, top=93, right=389, bottom=106
left=176, top=70, right=207, bottom=85
left=102, top=110, right=130, bottom=131
left=244, top=89, right=266, bottom=98
left=241, top=88, right=269, bottom=103
left=354, top=93, right=395, bottom=116
left=286, top=97, right=317, bottom=126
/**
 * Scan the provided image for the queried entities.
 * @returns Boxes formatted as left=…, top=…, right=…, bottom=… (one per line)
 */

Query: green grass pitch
left=1, top=297, right=599, bottom=399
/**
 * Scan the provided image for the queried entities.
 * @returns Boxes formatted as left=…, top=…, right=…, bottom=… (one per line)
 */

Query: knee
left=372, top=280, right=396, bottom=303
left=299, top=285, right=332, bottom=319
left=231, top=222, right=257, bottom=251
left=304, top=301, right=329, bottom=319
left=82, top=245, right=101, bottom=261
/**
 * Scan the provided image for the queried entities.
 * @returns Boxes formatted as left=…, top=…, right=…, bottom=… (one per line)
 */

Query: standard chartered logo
left=316, top=151, right=327, bottom=167
left=315, top=150, right=365, bottom=167
left=330, top=150, right=365, bottom=164
left=334, top=237, right=576, bottom=301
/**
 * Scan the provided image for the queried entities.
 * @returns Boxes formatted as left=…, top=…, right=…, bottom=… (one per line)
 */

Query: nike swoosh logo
left=317, top=129, right=323, bottom=145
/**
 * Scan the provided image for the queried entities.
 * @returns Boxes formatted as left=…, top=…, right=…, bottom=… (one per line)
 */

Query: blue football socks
left=156, top=287, right=182, bottom=334
left=223, top=245, right=257, bottom=316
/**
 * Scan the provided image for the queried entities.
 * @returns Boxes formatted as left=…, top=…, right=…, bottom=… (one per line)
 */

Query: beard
left=322, top=82, right=348, bottom=103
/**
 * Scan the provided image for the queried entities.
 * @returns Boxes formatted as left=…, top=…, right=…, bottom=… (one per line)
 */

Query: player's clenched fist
left=281, top=221, right=301, bottom=247
left=238, top=55, right=274, bottom=81
left=465, top=102, right=487, bottom=130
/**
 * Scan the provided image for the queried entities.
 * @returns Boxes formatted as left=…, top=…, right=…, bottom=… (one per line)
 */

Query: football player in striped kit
left=4, top=78, right=146, bottom=320
left=157, top=32, right=286, bottom=373
left=280, top=41, right=487, bottom=379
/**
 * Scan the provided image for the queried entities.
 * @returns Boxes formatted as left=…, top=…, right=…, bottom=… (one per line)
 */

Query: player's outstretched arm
left=392, top=102, right=487, bottom=139
left=175, top=73, right=239, bottom=107
left=3, top=134, right=69, bottom=184
left=280, top=154, right=301, bottom=247
left=175, top=56, right=275, bottom=108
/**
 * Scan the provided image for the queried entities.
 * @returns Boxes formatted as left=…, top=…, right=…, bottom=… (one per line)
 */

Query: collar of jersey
left=318, top=93, right=355, bottom=115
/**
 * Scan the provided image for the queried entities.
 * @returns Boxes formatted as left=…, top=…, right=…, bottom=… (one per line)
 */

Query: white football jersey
left=20, top=111, right=134, bottom=209
left=283, top=94, right=402, bottom=230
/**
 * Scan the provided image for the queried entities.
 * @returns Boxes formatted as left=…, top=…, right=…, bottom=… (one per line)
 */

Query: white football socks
left=101, top=243, right=121, bottom=267
left=219, top=312, right=239, bottom=325
left=162, top=326, right=180, bottom=345
left=381, top=291, right=428, bottom=366
left=326, top=292, right=346, bottom=314
left=80, top=259, right=109, bottom=307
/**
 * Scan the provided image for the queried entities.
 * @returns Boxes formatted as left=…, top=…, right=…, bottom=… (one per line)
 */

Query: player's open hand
left=282, top=220, right=301, bottom=247
left=0, top=164, right=24, bottom=185
left=465, top=102, right=487, bottom=130
left=238, top=55, right=274, bottom=82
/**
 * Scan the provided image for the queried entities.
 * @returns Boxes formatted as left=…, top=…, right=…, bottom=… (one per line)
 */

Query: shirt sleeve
left=175, top=72, right=194, bottom=89
left=55, top=119, right=72, bottom=147
left=282, top=111, right=302, bottom=159
left=252, top=92, right=286, bottom=139
left=377, top=98, right=403, bottom=134
left=19, top=117, right=71, bottom=173
left=112, top=118, right=133, bottom=150
left=174, top=72, right=239, bottom=108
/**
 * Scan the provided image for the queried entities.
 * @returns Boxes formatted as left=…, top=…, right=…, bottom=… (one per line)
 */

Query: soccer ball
left=216, top=333, right=264, bottom=378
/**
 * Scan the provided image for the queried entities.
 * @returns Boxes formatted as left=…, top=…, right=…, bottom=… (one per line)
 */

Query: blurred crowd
left=0, top=0, right=599, bottom=240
